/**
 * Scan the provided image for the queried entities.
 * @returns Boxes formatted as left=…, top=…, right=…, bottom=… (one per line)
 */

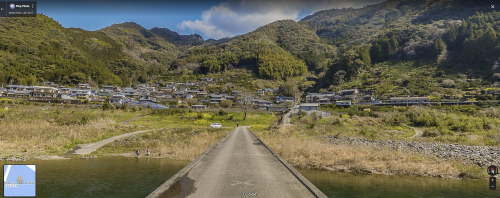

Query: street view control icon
left=487, top=165, right=498, bottom=190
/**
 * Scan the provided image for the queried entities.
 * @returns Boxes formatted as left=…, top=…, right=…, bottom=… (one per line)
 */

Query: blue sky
left=34, top=0, right=385, bottom=40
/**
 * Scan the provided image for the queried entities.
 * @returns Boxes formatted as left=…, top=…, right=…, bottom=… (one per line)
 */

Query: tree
left=277, top=81, right=297, bottom=97
left=70, top=72, right=86, bottom=85
left=102, top=103, right=111, bottom=110
left=357, top=46, right=371, bottom=65
left=334, top=70, right=347, bottom=85
left=220, top=100, right=233, bottom=108
left=432, top=38, right=446, bottom=59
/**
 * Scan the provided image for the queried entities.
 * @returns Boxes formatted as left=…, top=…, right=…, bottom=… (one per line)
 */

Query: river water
left=1, top=157, right=499, bottom=197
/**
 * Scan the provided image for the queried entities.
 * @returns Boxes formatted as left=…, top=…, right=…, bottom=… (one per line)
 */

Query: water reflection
left=0, top=157, right=187, bottom=198
left=297, top=168, right=500, bottom=198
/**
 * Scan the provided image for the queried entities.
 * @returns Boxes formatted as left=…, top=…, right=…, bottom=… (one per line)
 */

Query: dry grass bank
left=94, top=127, right=229, bottom=161
left=255, top=127, right=461, bottom=179
left=0, top=104, right=141, bottom=155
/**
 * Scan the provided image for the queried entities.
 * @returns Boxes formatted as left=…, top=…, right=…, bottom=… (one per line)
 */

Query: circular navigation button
left=487, top=165, right=498, bottom=176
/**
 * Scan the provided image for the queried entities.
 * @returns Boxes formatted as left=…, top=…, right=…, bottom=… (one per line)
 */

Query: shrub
left=120, top=104, right=128, bottom=111
left=422, top=130, right=439, bottom=137
left=102, top=103, right=111, bottom=111
left=218, top=110, right=228, bottom=116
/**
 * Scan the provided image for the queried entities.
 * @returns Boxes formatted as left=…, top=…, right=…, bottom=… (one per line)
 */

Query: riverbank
left=0, top=104, right=146, bottom=161
left=253, top=127, right=493, bottom=180
left=92, top=127, right=229, bottom=161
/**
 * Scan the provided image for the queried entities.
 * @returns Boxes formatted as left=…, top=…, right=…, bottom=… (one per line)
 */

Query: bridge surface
left=148, top=127, right=326, bottom=198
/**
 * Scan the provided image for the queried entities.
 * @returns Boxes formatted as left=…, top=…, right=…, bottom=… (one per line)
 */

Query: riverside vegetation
left=0, top=101, right=144, bottom=159
left=254, top=104, right=500, bottom=180
left=0, top=100, right=276, bottom=161
left=93, top=108, right=276, bottom=160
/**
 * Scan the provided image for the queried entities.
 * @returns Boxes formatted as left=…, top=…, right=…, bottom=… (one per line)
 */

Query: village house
left=179, top=87, right=188, bottom=92
left=258, top=100, right=273, bottom=106
left=32, top=86, right=59, bottom=99
left=251, top=99, right=263, bottom=105
left=299, top=103, right=319, bottom=111
left=6, top=85, right=27, bottom=91
left=59, top=87, right=72, bottom=94
left=225, top=96, right=235, bottom=101
left=71, top=89, right=91, bottom=99
left=186, top=90, right=199, bottom=95
left=199, top=91, right=208, bottom=98
left=140, top=94, right=156, bottom=102
left=173, top=91, right=185, bottom=97
left=43, top=82, right=55, bottom=86
left=267, top=105, right=287, bottom=112
left=257, top=89, right=265, bottom=95
left=123, top=87, right=140, bottom=98
left=109, top=95, right=125, bottom=104
left=340, top=89, right=359, bottom=96
left=209, top=94, right=226, bottom=103
left=77, top=83, right=91, bottom=89
left=336, top=100, right=352, bottom=107
left=101, top=85, right=120, bottom=92
left=191, top=105, right=207, bottom=109
left=232, top=90, right=241, bottom=96
left=390, top=97, right=430, bottom=103
left=360, top=95, right=375, bottom=103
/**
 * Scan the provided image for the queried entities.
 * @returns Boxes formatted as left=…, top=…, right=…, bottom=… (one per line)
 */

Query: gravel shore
left=322, top=135, right=500, bottom=167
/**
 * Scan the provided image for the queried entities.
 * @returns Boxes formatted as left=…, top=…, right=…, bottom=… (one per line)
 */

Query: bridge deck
left=148, top=127, right=324, bottom=198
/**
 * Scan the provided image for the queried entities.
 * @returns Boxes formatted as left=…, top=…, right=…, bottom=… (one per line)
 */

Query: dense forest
left=1, top=0, right=500, bottom=94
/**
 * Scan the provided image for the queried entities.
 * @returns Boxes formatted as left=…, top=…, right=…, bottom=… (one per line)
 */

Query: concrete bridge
left=147, top=127, right=327, bottom=198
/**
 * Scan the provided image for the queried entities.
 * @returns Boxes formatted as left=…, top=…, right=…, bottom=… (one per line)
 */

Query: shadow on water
left=297, top=168, right=500, bottom=198
left=0, top=156, right=188, bottom=198
left=159, top=176, right=196, bottom=198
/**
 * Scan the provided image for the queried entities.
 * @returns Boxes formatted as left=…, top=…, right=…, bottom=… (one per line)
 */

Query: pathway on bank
left=67, top=128, right=163, bottom=155
left=404, top=124, right=423, bottom=138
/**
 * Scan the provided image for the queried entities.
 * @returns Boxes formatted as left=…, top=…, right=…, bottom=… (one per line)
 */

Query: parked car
left=209, top=123, right=222, bottom=128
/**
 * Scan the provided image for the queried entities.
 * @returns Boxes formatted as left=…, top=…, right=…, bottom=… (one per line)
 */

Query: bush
left=220, top=100, right=233, bottom=108
left=120, top=104, right=128, bottom=111
left=298, top=109, right=307, bottom=119
left=218, top=110, right=228, bottom=116
left=131, top=107, right=137, bottom=112
left=102, top=103, right=111, bottom=111
left=422, top=130, right=439, bottom=137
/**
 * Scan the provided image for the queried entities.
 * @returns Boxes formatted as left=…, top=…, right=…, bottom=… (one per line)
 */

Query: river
left=1, top=157, right=499, bottom=197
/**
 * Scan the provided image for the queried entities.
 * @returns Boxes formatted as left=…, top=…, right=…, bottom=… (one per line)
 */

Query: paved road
left=158, top=127, right=318, bottom=198
left=67, top=128, right=163, bottom=155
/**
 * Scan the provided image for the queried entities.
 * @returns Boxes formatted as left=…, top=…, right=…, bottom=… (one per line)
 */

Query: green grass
left=128, top=111, right=275, bottom=129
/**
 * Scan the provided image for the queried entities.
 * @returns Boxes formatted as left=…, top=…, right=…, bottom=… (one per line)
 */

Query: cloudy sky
left=36, top=0, right=385, bottom=40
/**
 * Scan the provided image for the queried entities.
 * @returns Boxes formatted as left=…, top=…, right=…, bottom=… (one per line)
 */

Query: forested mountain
left=0, top=15, right=127, bottom=86
left=150, top=27, right=205, bottom=51
left=298, top=0, right=500, bottom=93
left=179, top=20, right=336, bottom=79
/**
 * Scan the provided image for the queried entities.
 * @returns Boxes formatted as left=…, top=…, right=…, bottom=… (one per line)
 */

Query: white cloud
left=178, top=0, right=385, bottom=39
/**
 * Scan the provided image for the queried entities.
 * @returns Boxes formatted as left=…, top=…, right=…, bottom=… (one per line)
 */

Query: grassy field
left=0, top=102, right=145, bottom=157
left=91, top=109, right=276, bottom=160
left=317, top=104, right=500, bottom=146
left=93, top=127, right=229, bottom=161
left=127, top=108, right=276, bottom=129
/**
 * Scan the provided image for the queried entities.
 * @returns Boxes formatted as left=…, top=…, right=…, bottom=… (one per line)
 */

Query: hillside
left=179, top=20, right=336, bottom=79
left=0, top=15, right=126, bottom=86
left=2, top=0, right=500, bottom=98
left=150, top=27, right=205, bottom=51
left=298, top=0, right=500, bottom=97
